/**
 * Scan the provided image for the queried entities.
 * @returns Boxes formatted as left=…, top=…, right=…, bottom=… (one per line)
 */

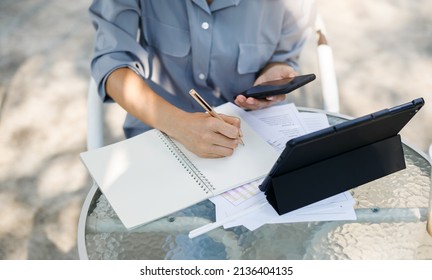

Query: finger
left=249, top=94, right=285, bottom=109
left=289, top=72, right=297, bottom=78
left=234, top=94, right=268, bottom=110
left=234, top=95, right=247, bottom=107
left=196, top=133, right=238, bottom=158
left=196, top=150, right=229, bottom=159
left=284, top=71, right=297, bottom=79
left=245, top=97, right=272, bottom=110
left=235, top=95, right=280, bottom=110
left=234, top=98, right=259, bottom=110
left=191, top=137, right=236, bottom=158
left=210, top=117, right=241, bottom=140
left=219, top=114, right=241, bottom=129
left=213, top=131, right=239, bottom=149
left=218, top=114, right=245, bottom=142
left=207, top=143, right=236, bottom=158
left=265, top=94, right=286, bottom=103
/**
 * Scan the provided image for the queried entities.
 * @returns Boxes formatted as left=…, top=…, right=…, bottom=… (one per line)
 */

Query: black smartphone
left=236, top=73, right=316, bottom=99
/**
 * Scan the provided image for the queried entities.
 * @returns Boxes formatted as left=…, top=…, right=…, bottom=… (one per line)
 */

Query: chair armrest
left=315, top=14, right=340, bottom=113
left=87, top=78, right=105, bottom=150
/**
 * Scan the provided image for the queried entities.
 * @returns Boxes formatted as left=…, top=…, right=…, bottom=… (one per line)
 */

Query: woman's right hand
left=106, top=68, right=242, bottom=158
left=170, top=112, right=242, bottom=158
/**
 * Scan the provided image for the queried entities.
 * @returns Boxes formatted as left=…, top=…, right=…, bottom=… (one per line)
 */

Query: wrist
left=157, top=109, right=189, bottom=140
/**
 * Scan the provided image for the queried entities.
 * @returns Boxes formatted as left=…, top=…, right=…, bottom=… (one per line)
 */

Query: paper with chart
left=210, top=104, right=356, bottom=231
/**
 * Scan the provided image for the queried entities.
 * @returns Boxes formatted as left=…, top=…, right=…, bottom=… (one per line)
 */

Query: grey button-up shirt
left=89, top=0, right=314, bottom=137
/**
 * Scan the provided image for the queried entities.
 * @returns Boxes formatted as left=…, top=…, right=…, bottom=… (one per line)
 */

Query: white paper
left=208, top=103, right=356, bottom=231
left=300, top=111, right=331, bottom=133
left=246, top=103, right=308, bottom=151
left=210, top=184, right=355, bottom=231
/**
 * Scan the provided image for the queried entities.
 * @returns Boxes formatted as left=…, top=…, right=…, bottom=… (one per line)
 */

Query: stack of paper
left=208, top=104, right=357, bottom=231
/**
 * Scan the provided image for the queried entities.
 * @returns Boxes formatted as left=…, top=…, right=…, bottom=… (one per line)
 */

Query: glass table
left=77, top=109, right=432, bottom=259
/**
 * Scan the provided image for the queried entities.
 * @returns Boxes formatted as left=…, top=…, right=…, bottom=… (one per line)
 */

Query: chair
left=429, top=144, right=432, bottom=160
left=86, top=78, right=104, bottom=150
left=315, top=14, right=340, bottom=113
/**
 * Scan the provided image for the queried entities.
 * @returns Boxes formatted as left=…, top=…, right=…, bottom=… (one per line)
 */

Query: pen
left=189, top=89, right=244, bottom=145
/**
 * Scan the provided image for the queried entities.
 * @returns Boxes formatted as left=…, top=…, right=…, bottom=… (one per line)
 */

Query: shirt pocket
left=144, top=17, right=191, bottom=57
left=237, top=43, right=275, bottom=74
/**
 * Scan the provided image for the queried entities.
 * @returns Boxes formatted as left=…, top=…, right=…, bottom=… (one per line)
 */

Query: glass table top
left=78, top=112, right=432, bottom=260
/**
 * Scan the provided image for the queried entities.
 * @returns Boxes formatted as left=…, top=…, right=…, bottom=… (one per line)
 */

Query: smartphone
left=236, top=73, right=316, bottom=99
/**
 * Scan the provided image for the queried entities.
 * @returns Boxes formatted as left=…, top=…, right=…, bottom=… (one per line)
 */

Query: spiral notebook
left=80, top=102, right=278, bottom=229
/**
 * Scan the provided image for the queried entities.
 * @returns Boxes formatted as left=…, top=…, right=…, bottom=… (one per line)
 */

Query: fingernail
left=239, top=137, right=245, bottom=146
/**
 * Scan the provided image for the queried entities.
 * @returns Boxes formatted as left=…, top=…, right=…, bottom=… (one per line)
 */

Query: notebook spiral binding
left=157, top=131, right=215, bottom=194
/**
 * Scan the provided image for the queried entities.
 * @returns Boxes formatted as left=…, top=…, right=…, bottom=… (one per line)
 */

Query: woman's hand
left=171, top=112, right=243, bottom=158
left=106, top=68, right=243, bottom=158
left=234, top=62, right=297, bottom=110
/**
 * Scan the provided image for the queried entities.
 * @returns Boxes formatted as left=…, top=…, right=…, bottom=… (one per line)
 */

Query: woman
left=89, top=0, right=314, bottom=158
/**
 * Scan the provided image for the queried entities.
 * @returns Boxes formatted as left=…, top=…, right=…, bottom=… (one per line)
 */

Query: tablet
left=260, top=97, right=425, bottom=192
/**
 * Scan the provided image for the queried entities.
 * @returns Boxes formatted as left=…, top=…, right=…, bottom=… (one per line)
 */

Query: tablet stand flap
left=265, top=134, right=406, bottom=215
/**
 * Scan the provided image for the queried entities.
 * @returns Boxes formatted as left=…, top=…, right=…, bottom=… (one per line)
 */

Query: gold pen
left=189, top=89, right=244, bottom=146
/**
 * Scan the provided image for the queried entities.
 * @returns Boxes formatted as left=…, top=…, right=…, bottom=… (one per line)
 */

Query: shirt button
left=201, top=22, right=209, bottom=30
left=198, top=73, right=206, bottom=80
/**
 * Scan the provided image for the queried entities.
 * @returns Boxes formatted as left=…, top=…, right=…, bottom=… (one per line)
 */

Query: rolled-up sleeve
left=270, top=0, right=316, bottom=70
left=89, top=0, right=149, bottom=102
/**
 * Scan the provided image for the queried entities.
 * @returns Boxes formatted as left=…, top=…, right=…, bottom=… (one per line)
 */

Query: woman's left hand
left=234, top=62, right=297, bottom=110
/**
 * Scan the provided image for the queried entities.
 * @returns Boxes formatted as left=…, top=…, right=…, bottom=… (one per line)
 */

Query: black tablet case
left=260, top=98, right=425, bottom=215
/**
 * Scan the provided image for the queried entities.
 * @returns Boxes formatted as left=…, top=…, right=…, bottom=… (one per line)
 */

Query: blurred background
left=0, top=0, right=430, bottom=259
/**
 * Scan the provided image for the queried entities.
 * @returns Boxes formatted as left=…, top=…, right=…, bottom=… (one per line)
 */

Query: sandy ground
left=0, top=0, right=431, bottom=259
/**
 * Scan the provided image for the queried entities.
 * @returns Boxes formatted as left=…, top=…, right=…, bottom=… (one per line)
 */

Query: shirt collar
left=191, top=0, right=242, bottom=14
